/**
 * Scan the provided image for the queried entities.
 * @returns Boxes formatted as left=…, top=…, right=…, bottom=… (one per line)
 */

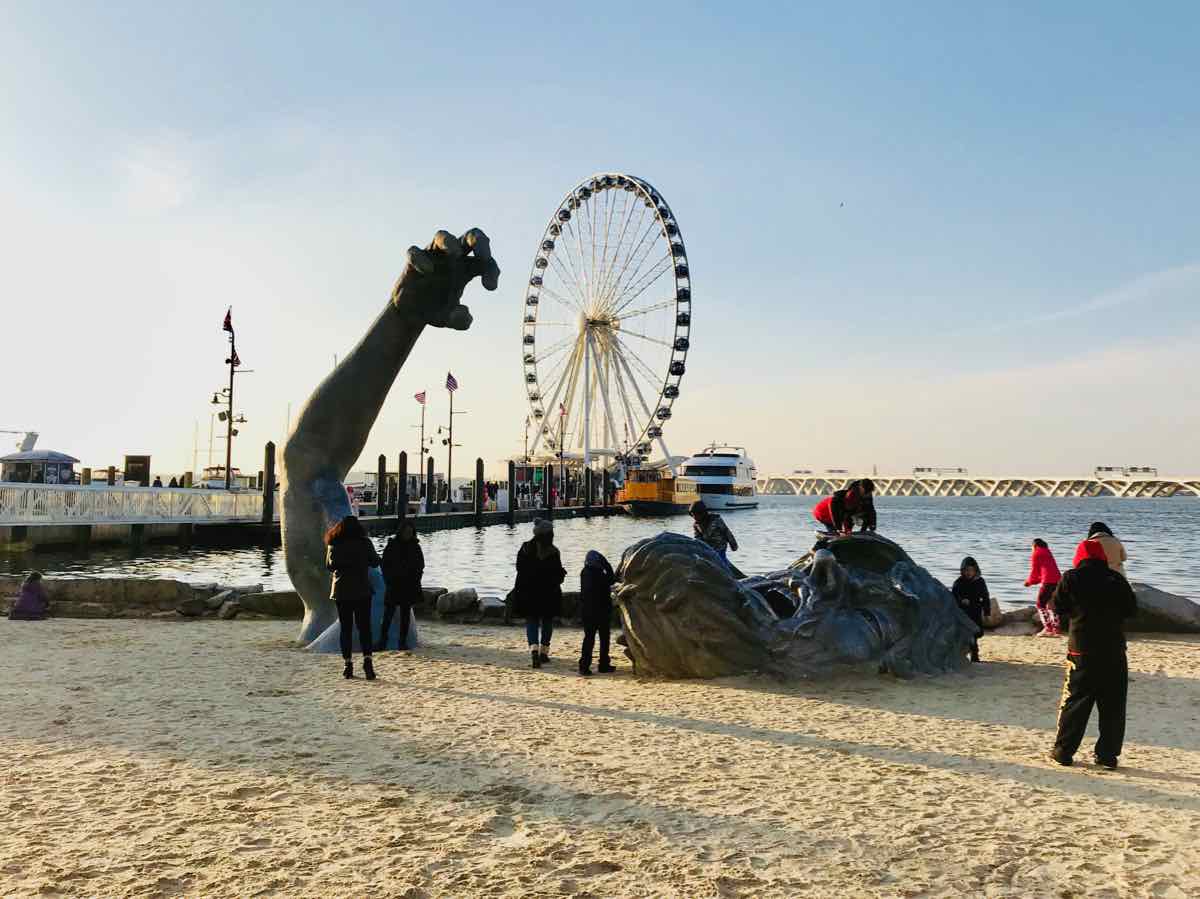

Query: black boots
left=363, top=657, right=377, bottom=681
left=579, top=665, right=593, bottom=677
left=343, top=660, right=354, bottom=679
left=531, top=650, right=542, bottom=669
left=598, top=662, right=616, bottom=674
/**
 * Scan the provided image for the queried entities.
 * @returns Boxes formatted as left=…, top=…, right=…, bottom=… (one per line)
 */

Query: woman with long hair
left=1025, top=538, right=1063, bottom=637
left=324, top=515, right=381, bottom=679
left=513, top=519, right=566, bottom=668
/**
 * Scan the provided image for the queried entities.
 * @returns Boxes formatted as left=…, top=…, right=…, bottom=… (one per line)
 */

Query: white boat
left=680, top=444, right=759, bottom=510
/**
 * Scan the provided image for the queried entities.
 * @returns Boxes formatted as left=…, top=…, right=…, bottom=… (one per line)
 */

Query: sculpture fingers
left=459, top=229, right=501, bottom=291
left=406, top=245, right=436, bottom=275
left=429, top=229, right=464, bottom=258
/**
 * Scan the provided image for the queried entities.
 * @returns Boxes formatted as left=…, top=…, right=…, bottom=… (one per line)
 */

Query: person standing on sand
left=514, top=519, right=566, bottom=669
left=1087, top=522, right=1127, bottom=578
left=1048, top=538, right=1138, bottom=769
left=378, top=521, right=423, bottom=652
left=325, top=515, right=380, bottom=680
left=952, top=556, right=989, bottom=662
left=579, top=550, right=617, bottom=677
left=8, top=571, right=49, bottom=620
left=1025, top=538, right=1063, bottom=637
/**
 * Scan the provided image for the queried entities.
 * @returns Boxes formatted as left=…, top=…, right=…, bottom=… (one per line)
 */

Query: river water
left=5, top=496, right=1197, bottom=608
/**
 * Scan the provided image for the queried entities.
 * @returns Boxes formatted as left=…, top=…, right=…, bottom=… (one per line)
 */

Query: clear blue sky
left=3, top=2, right=1198, bottom=478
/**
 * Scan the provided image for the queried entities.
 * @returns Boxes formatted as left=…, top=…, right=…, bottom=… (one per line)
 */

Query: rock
left=237, top=590, right=303, bottom=619
left=53, top=601, right=112, bottom=619
left=436, top=588, right=478, bottom=617
left=176, top=596, right=208, bottom=617
left=421, top=586, right=449, bottom=608
left=984, top=605, right=1036, bottom=630
left=151, top=610, right=181, bottom=619
left=230, top=584, right=264, bottom=595
left=207, top=589, right=236, bottom=611
left=1129, top=583, right=1200, bottom=634
left=479, top=595, right=507, bottom=621
left=560, top=591, right=581, bottom=621
left=218, top=600, right=241, bottom=620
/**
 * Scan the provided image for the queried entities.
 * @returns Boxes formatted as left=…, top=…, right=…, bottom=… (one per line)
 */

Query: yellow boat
left=616, top=467, right=698, bottom=516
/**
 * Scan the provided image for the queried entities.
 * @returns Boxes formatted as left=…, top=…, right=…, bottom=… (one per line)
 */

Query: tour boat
left=679, top=444, right=759, bottom=511
left=616, top=466, right=699, bottom=516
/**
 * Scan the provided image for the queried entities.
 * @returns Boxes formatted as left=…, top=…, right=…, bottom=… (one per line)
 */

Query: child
left=1025, top=538, right=1063, bottom=637
left=8, top=571, right=49, bottom=620
left=952, top=556, right=989, bottom=662
left=379, top=521, right=424, bottom=651
left=579, top=550, right=616, bottom=676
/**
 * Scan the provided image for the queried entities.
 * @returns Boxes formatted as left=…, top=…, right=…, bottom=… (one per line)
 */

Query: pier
left=758, top=473, right=1200, bottom=498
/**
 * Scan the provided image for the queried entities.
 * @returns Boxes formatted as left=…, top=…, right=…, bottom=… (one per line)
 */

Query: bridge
left=758, top=474, right=1200, bottom=499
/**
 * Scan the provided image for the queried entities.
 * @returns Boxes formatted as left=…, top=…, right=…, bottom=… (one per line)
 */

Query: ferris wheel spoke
left=612, top=339, right=659, bottom=430
left=615, top=299, right=674, bottom=321
left=594, top=190, right=622, bottom=311
left=603, top=198, right=651, bottom=306
left=534, top=332, right=577, bottom=363
left=589, top=331, right=622, bottom=453
left=618, top=327, right=672, bottom=348
left=561, top=218, right=592, bottom=306
left=614, top=333, right=666, bottom=391
left=599, top=213, right=661, bottom=314
left=529, top=335, right=584, bottom=456
left=596, top=192, right=645, bottom=313
left=613, top=255, right=674, bottom=315
left=545, top=257, right=588, bottom=311
left=538, top=284, right=585, bottom=314
left=610, top=349, right=645, bottom=450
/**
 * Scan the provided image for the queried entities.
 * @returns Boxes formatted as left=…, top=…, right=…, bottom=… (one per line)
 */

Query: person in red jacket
left=1025, top=538, right=1063, bottom=637
left=812, top=479, right=877, bottom=534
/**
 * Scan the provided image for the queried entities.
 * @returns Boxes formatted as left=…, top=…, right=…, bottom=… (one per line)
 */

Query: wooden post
left=584, top=468, right=593, bottom=509
left=183, top=470, right=193, bottom=487
left=376, top=454, right=387, bottom=518
left=507, top=460, right=517, bottom=526
left=261, top=441, right=276, bottom=528
left=544, top=463, right=554, bottom=519
left=397, top=451, right=408, bottom=529
left=603, top=469, right=611, bottom=508
left=474, top=457, right=484, bottom=526
left=81, top=467, right=92, bottom=486
left=106, top=466, right=116, bottom=486
left=426, top=455, right=435, bottom=514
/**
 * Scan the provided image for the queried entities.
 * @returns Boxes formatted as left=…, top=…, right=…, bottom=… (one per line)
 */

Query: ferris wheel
left=521, top=173, right=691, bottom=467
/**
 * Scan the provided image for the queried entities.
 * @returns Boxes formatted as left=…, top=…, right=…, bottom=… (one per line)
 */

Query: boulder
left=218, top=599, right=241, bottom=620
left=237, top=590, right=303, bottom=619
left=1129, top=583, right=1200, bottom=634
left=560, top=591, right=582, bottom=621
left=436, top=588, right=478, bottom=617
left=421, top=586, right=449, bottom=609
left=176, top=595, right=208, bottom=617
left=207, top=589, right=236, bottom=611
left=230, top=584, right=264, bottom=595
left=53, top=601, right=112, bottom=619
left=479, top=595, right=507, bottom=621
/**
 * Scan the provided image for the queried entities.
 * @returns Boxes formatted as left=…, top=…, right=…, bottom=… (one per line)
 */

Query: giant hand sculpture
left=281, top=230, right=499, bottom=648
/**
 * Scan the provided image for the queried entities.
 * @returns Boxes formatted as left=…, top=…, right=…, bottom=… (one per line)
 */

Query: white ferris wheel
left=521, top=173, right=691, bottom=468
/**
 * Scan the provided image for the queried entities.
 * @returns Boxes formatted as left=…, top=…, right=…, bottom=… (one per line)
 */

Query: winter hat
left=533, top=518, right=554, bottom=537
left=584, top=550, right=609, bottom=570
left=1073, top=539, right=1108, bottom=567
left=959, top=556, right=980, bottom=575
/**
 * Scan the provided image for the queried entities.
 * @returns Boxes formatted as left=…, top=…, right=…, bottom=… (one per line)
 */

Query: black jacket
left=1052, top=559, right=1137, bottom=656
left=514, top=539, right=567, bottom=619
left=381, top=535, right=424, bottom=604
left=952, top=575, right=989, bottom=627
left=580, top=553, right=616, bottom=624
left=326, top=536, right=381, bottom=602
left=832, top=484, right=877, bottom=531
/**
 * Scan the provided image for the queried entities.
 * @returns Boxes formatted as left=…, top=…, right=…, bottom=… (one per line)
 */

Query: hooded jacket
left=1088, top=532, right=1128, bottom=577
left=1053, top=540, right=1137, bottom=656
left=580, top=550, right=616, bottom=623
left=1025, top=544, right=1061, bottom=587
left=952, top=556, right=990, bottom=626
left=813, top=484, right=877, bottom=532
left=325, top=535, right=382, bottom=602
left=8, top=579, right=49, bottom=620
left=381, top=533, right=424, bottom=604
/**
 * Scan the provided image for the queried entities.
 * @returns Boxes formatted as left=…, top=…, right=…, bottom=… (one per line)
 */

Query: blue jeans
left=526, top=617, right=554, bottom=647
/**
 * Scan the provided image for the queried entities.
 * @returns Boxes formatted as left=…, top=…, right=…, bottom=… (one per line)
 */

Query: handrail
left=0, top=483, right=279, bottom=525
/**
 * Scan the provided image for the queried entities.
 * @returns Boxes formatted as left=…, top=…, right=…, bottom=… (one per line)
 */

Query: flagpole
left=225, top=323, right=236, bottom=490
left=447, top=387, right=454, bottom=504
left=419, top=392, right=426, bottom=508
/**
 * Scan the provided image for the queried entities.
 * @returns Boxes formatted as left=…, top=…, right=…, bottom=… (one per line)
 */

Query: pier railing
left=758, top=475, right=1200, bottom=499
left=0, top=484, right=275, bottom=526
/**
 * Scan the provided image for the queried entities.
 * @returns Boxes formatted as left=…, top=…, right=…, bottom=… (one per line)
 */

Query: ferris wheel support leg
left=584, top=329, right=592, bottom=469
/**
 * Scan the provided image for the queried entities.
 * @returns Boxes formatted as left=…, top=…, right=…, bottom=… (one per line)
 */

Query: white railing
left=0, top=484, right=278, bottom=525
left=757, top=475, right=1200, bottom=499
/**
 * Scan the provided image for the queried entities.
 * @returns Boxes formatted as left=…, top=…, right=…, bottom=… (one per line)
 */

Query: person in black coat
left=579, top=550, right=617, bottom=676
left=378, top=521, right=424, bottom=651
left=325, top=515, right=381, bottom=680
left=952, top=556, right=989, bottom=663
left=1048, top=539, right=1138, bottom=769
left=514, top=518, right=566, bottom=668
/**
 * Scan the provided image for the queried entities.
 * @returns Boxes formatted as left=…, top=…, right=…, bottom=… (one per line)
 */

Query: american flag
left=559, top=403, right=566, bottom=417
left=222, top=308, right=233, bottom=334
left=445, top=372, right=458, bottom=392
left=229, top=348, right=241, bottom=368
left=414, top=391, right=426, bottom=405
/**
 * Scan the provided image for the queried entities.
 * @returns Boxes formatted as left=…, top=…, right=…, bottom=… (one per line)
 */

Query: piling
left=397, top=451, right=408, bottom=529
left=81, top=468, right=92, bottom=486
left=106, top=466, right=116, bottom=486
left=261, top=441, right=276, bottom=529
left=603, top=470, right=611, bottom=507
left=584, top=469, right=593, bottom=508
left=474, top=458, right=484, bottom=526
left=507, top=460, right=517, bottom=526
left=426, top=455, right=435, bottom=514
left=544, top=463, right=554, bottom=519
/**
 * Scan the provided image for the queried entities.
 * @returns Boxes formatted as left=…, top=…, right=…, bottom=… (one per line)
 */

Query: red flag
left=415, top=391, right=426, bottom=405
left=222, top=308, right=233, bottom=333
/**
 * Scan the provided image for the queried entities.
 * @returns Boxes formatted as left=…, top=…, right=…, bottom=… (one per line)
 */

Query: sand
left=0, top=620, right=1197, bottom=898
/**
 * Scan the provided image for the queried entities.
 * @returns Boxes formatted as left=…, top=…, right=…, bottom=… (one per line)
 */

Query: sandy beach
left=1, top=619, right=1197, bottom=898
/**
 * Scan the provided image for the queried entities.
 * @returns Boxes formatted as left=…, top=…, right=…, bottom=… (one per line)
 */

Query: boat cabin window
left=683, top=465, right=737, bottom=477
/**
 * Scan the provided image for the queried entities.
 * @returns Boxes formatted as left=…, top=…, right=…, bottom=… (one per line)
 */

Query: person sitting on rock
left=952, top=556, right=989, bottom=662
left=812, top=479, right=877, bottom=535
left=325, top=515, right=381, bottom=680
left=8, top=571, right=49, bottom=621
left=1047, top=539, right=1138, bottom=769
left=514, top=519, right=566, bottom=669
left=378, top=521, right=424, bottom=652
left=689, top=501, right=739, bottom=569
left=1026, top=538, right=1063, bottom=637
left=579, top=550, right=617, bottom=677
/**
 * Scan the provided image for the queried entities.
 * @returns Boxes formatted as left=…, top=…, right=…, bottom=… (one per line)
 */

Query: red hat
left=1073, top=539, right=1108, bottom=567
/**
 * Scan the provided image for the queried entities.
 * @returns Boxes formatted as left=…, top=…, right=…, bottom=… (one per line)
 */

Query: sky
left=2, top=1, right=1198, bottom=480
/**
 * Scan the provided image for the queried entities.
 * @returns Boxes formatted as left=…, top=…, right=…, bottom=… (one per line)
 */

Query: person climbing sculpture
left=812, top=478, right=877, bottom=535
left=281, top=229, right=499, bottom=648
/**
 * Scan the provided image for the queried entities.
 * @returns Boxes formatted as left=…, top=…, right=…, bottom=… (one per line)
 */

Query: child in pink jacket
left=1025, top=538, right=1062, bottom=636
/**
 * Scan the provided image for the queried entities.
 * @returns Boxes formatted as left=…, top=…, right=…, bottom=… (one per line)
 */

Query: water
left=6, top=496, right=1197, bottom=608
